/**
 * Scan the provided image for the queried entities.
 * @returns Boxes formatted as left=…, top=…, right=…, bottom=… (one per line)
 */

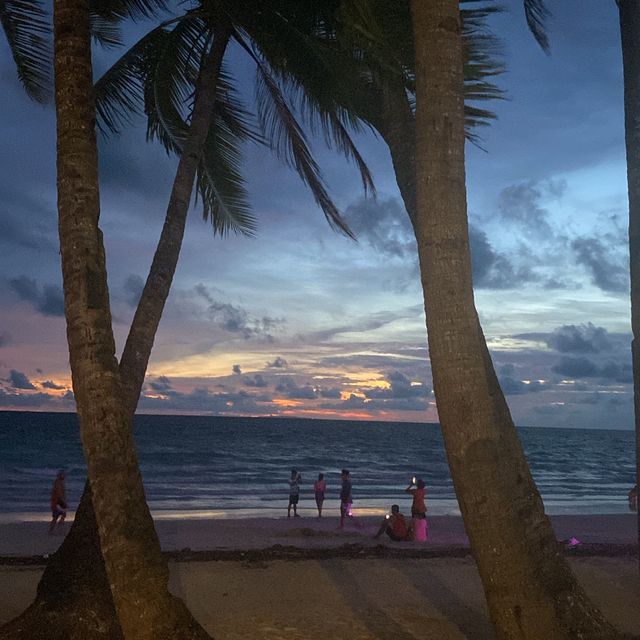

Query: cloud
left=496, top=180, right=564, bottom=235
left=469, top=226, right=536, bottom=289
left=343, top=197, right=415, bottom=259
left=546, top=323, right=611, bottom=354
left=9, top=276, right=65, bottom=316
left=41, top=380, right=65, bottom=390
left=318, top=387, right=341, bottom=399
left=244, top=374, right=268, bottom=388
left=551, top=356, right=632, bottom=383
left=8, top=369, right=36, bottom=389
left=123, top=274, right=144, bottom=308
left=148, top=376, right=172, bottom=392
left=364, top=371, right=428, bottom=400
left=232, top=364, right=242, bottom=375
left=0, top=388, right=56, bottom=407
left=571, top=236, right=628, bottom=293
left=267, top=356, right=288, bottom=369
left=137, top=386, right=266, bottom=413
left=275, top=377, right=317, bottom=399
left=194, top=284, right=284, bottom=339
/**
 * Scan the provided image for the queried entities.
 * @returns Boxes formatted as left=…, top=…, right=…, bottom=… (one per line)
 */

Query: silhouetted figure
left=374, top=504, right=409, bottom=541
left=314, top=473, right=326, bottom=517
left=49, top=470, right=67, bottom=534
left=406, top=477, right=428, bottom=541
left=629, top=484, right=638, bottom=512
left=288, top=469, right=302, bottom=517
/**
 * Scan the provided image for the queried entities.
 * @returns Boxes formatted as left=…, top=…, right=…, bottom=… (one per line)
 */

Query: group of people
left=375, top=477, right=428, bottom=542
left=287, top=469, right=429, bottom=541
left=288, top=468, right=363, bottom=527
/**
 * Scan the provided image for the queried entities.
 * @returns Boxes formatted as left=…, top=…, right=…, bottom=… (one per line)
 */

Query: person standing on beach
left=288, top=469, right=302, bottom=517
left=629, top=484, right=638, bottom=511
left=314, top=473, right=326, bottom=517
left=405, top=477, right=428, bottom=540
left=49, top=469, right=67, bottom=534
left=339, top=469, right=354, bottom=528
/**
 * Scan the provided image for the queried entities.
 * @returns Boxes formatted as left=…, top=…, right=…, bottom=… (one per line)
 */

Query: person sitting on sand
left=49, top=469, right=67, bottom=534
left=288, top=469, right=302, bottom=517
left=629, top=485, right=638, bottom=512
left=374, top=505, right=409, bottom=541
left=314, top=473, right=326, bottom=517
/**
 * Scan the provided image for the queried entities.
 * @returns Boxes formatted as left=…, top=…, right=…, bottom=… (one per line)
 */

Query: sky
left=0, top=1, right=635, bottom=428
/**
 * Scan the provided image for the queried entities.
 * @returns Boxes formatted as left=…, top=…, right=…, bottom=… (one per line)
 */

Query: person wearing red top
left=374, top=505, right=409, bottom=541
left=406, top=478, right=427, bottom=518
left=49, top=470, right=67, bottom=534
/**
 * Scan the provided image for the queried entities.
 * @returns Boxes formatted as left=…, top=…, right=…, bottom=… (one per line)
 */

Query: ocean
left=0, top=411, right=635, bottom=522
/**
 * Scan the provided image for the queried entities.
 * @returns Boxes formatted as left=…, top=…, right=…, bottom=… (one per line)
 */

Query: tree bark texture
left=410, top=2, right=625, bottom=639
left=38, top=1, right=213, bottom=638
left=1, top=24, right=231, bottom=640
left=618, top=0, right=640, bottom=575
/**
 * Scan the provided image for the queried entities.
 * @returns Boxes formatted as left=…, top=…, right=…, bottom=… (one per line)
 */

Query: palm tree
left=409, top=1, right=627, bottom=638
left=48, top=0, right=216, bottom=636
left=616, top=0, right=640, bottom=574
left=2, top=3, right=375, bottom=638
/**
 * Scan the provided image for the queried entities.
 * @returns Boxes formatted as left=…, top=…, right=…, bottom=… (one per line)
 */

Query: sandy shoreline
left=0, top=514, right=638, bottom=638
left=0, top=513, right=637, bottom=558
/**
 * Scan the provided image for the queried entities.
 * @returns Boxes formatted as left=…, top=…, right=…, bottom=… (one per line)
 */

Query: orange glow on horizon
left=272, top=398, right=304, bottom=407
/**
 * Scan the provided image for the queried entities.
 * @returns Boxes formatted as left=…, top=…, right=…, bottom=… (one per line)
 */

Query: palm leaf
left=238, top=32, right=354, bottom=239
left=1, top=0, right=51, bottom=102
left=89, top=0, right=169, bottom=22
left=523, top=0, right=550, bottom=52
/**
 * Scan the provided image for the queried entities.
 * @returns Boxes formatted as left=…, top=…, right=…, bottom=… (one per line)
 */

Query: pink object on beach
left=413, top=518, right=428, bottom=542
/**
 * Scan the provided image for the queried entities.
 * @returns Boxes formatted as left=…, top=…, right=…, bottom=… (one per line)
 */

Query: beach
left=1, top=514, right=639, bottom=638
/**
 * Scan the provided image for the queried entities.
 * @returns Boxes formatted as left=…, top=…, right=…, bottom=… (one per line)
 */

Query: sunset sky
left=0, top=1, right=634, bottom=428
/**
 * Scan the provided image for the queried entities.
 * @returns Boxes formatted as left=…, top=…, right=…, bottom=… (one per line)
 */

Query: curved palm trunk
left=618, top=0, right=640, bottom=574
left=7, top=1, right=219, bottom=638
left=1, top=24, right=230, bottom=640
left=410, top=2, right=624, bottom=638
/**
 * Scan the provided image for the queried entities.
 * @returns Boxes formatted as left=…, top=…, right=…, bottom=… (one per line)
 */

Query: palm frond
left=523, top=0, right=550, bottom=53
left=196, top=112, right=256, bottom=237
left=91, top=13, right=123, bottom=48
left=237, top=32, right=354, bottom=239
left=145, top=15, right=210, bottom=154
left=247, top=13, right=377, bottom=198
left=89, top=0, right=169, bottom=23
left=1, top=0, right=51, bottom=102
left=95, top=21, right=174, bottom=134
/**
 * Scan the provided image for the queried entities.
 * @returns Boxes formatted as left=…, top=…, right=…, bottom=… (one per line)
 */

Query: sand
left=0, top=514, right=639, bottom=639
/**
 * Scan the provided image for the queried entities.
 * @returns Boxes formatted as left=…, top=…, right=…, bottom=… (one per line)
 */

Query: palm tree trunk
left=41, top=1, right=214, bottom=638
left=410, top=2, right=624, bottom=638
left=1, top=24, right=230, bottom=640
left=618, top=0, right=640, bottom=575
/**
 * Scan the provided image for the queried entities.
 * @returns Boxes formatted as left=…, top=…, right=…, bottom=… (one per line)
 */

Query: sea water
left=0, top=411, right=635, bottom=521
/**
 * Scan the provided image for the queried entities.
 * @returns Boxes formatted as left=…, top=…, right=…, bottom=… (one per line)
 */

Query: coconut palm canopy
left=0, top=0, right=634, bottom=430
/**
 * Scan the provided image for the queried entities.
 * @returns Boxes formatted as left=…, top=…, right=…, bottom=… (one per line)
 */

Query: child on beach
left=49, top=469, right=67, bottom=534
left=314, top=473, right=326, bottom=517
left=288, top=469, right=302, bottom=517
left=629, top=485, right=638, bottom=512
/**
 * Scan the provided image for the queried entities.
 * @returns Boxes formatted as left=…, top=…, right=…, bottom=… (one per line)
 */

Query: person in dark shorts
left=49, top=469, right=67, bottom=534
left=314, top=473, right=326, bottom=517
left=374, top=504, right=409, bottom=541
left=629, top=485, right=638, bottom=512
left=288, top=469, right=302, bottom=517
